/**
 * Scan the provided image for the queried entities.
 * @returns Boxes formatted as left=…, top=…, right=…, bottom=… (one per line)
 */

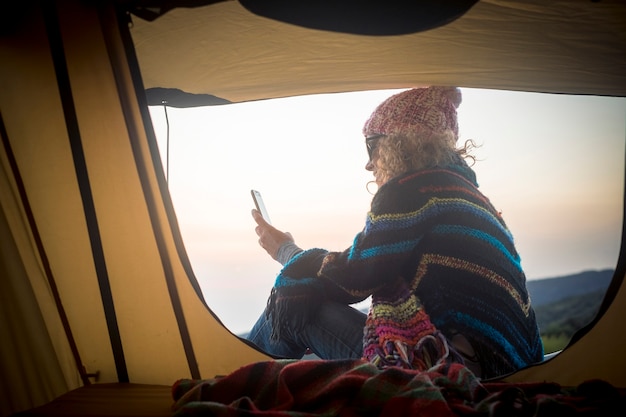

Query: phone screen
left=251, top=189, right=272, bottom=224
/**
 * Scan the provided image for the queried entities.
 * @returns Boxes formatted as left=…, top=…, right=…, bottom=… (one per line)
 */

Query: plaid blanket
left=171, top=359, right=624, bottom=416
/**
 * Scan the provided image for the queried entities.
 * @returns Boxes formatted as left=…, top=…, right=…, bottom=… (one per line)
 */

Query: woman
left=248, top=86, right=544, bottom=379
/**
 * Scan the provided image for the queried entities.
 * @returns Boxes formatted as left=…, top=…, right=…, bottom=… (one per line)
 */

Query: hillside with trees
left=527, top=269, right=614, bottom=353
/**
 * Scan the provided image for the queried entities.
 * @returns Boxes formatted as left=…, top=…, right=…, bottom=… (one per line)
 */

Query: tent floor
left=12, top=383, right=173, bottom=417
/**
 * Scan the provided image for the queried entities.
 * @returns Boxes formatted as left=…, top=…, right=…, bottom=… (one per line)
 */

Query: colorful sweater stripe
left=266, top=164, right=543, bottom=378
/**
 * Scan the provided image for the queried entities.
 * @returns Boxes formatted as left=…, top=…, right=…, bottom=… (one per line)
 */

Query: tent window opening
left=148, top=88, right=626, bottom=354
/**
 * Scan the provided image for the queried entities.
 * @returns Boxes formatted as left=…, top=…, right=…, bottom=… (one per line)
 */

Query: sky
left=148, top=88, right=626, bottom=335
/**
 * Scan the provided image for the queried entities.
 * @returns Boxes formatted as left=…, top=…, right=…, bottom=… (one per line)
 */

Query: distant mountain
left=533, top=289, right=606, bottom=337
left=526, top=269, right=614, bottom=307
left=526, top=269, right=614, bottom=345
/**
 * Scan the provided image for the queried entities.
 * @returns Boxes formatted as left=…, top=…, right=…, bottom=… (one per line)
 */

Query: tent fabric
left=1, top=0, right=625, bottom=416
left=1, top=2, right=269, bottom=416
left=129, top=0, right=626, bottom=105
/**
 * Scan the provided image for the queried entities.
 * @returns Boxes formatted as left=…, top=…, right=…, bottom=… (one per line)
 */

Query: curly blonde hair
left=374, top=132, right=476, bottom=184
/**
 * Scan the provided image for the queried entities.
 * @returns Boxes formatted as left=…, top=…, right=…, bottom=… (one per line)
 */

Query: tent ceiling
left=128, top=0, right=626, bottom=104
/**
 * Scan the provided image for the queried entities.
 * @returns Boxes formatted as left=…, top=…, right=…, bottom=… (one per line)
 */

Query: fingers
left=251, top=210, right=296, bottom=260
left=252, top=209, right=272, bottom=238
left=251, top=209, right=268, bottom=227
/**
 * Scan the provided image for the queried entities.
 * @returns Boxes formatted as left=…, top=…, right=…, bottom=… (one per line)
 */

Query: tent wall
left=130, top=0, right=626, bottom=104
left=0, top=1, right=268, bottom=415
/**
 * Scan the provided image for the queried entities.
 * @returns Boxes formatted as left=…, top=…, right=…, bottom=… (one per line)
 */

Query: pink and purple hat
left=363, top=86, right=462, bottom=141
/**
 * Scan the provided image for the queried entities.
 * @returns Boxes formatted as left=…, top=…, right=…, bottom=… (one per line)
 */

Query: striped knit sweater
left=266, top=164, right=544, bottom=378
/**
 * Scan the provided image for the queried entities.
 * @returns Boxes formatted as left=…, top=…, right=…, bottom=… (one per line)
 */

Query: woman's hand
left=252, top=209, right=294, bottom=261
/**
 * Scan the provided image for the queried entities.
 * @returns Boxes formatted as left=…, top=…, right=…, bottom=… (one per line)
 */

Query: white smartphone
left=251, top=189, right=272, bottom=224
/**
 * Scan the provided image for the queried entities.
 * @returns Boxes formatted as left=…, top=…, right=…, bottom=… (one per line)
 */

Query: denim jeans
left=247, top=302, right=366, bottom=360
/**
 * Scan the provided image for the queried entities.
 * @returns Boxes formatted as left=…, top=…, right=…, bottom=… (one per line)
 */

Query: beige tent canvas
left=1, top=0, right=625, bottom=416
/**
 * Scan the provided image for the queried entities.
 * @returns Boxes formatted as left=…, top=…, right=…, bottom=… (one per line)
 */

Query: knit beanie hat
left=362, top=86, right=462, bottom=141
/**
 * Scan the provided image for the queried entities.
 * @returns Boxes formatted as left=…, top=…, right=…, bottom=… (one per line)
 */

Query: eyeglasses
left=366, top=134, right=385, bottom=160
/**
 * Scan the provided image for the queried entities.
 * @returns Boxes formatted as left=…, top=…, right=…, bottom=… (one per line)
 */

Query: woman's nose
left=365, top=160, right=374, bottom=171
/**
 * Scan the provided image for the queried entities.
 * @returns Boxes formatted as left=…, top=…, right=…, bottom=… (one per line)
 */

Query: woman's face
left=365, top=135, right=385, bottom=186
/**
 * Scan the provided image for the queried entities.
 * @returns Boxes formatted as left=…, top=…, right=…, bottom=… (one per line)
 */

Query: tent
left=1, top=0, right=625, bottom=415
